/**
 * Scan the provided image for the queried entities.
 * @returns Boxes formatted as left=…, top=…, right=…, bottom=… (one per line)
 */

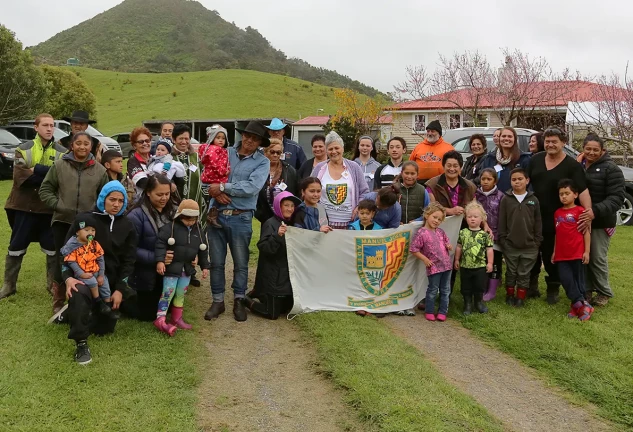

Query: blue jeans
left=425, top=270, right=451, bottom=315
left=207, top=211, right=253, bottom=302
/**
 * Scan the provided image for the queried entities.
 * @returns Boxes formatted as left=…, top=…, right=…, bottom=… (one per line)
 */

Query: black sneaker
left=74, top=341, right=92, bottom=365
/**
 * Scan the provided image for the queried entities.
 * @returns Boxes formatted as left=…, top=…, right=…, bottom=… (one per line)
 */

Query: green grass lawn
left=73, top=67, right=340, bottom=135
left=449, top=226, right=633, bottom=428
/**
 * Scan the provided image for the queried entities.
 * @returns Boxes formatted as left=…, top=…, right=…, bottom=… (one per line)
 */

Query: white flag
left=286, top=216, right=463, bottom=314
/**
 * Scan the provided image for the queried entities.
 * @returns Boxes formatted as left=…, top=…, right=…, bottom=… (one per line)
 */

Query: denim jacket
left=220, top=144, right=270, bottom=211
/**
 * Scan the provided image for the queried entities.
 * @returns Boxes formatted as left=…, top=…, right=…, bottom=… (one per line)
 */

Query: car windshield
left=53, top=129, right=68, bottom=141
left=0, top=129, right=22, bottom=145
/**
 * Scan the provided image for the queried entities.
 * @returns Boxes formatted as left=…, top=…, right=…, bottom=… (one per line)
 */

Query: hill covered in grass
left=74, top=67, right=340, bottom=134
left=29, top=0, right=381, bottom=97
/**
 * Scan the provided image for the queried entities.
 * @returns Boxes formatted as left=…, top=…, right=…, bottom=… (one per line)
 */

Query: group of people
left=0, top=111, right=624, bottom=364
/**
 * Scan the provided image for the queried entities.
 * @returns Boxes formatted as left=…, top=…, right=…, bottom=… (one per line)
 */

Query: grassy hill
left=74, top=67, right=340, bottom=135
left=29, top=0, right=381, bottom=97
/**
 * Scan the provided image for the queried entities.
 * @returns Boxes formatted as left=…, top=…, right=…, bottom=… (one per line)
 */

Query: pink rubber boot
left=170, top=306, right=192, bottom=330
left=154, top=316, right=177, bottom=336
left=483, top=278, right=500, bottom=302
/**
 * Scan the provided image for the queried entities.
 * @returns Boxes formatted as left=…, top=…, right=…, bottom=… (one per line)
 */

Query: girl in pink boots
left=154, top=199, right=209, bottom=335
left=475, top=168, right=504, bottom=301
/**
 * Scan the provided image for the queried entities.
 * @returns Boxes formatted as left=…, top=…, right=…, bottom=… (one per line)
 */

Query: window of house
left=463, top=113, right=488, bottom=128
left=413, top=114, right=426, bottom=132
left=449, top=114, right=461, bottom=129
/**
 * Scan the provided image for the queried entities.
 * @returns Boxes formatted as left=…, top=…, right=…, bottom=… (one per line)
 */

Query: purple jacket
left=476, top=187, right=503, bottom=241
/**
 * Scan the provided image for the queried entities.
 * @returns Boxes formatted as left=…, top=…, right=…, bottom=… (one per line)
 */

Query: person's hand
left=319, top=225, right=333, bottom=233
left=352, top=206, right=359, bottom=219
left=111, top=291, right=122, bottom=310
left=202, top=269, right=209, bottom=279
left=157, top=262, right=165, bottom=275
left=79, top=272, right=91, bottom=279
left=486, top=262, right=493, bottom=273
left=577, top=220, right=592, bottom=234
left=208, top=183, right=222, bottom=197
left=551, top=253, right=555, bottom=264
left=215, top=193, right=232, bottom=205
left=578, top=209, right=594, bottom=233
left=278, top=222, right=287, bottom=237
left=446, top=243, right=453, bottom=252
left=65, top=277, right=84, bottom=299
left=97, top=275, right=104, bottom=286
left=192, top=255, right=198, bottom=266
left=582, top=251, right=590, bottom=265
left=454, top=259, right=460, bottom=270
left=485, top=225, right=494, bottom=238
left=165, top=251, right=174, bottom=265
left=421, top=256, right=433, bottom=268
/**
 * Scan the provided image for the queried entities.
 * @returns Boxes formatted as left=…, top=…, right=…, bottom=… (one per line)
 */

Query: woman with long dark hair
left=529, top=132, right=545, bottom=154
left=255, top=138, right=298, bottom=223
left=462, top=133, right=488, bottom=183
left=479, top=127, right=531, bottom=192
left=352, top=135, right=381, bottom=191
left=127, top=175, right=178, bottom=321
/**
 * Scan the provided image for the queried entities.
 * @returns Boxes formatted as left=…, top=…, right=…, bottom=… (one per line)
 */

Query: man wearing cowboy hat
left=59, top=110, right=106, bottom=163
left=204, top=121, right=270, bottom=322
left=266, top=118, right=307, bottom=170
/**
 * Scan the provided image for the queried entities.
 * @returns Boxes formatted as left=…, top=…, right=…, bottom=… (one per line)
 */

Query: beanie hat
left=156, top=139, right=172, bottom=153
left=426, top=120, right=443, bottom=136
left=174, top=199, right=200, bottom=219
left=206, top=125, right=230, bottom=148
left=73, top=213, right=98, bottom=234
left=96, top=180, right=128, bottom=216
left=273, top=191, right=301, bottom=221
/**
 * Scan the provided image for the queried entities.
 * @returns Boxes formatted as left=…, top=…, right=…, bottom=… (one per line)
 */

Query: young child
left=348, top=199, right=383, bottom=230
left=61, top=214, right=119, bottom=319
left=409, top=202, right=453, bottom=322
left=498, top=168, right=543, bottom=307
left=475, top=168, right=504, bottom=301
left=294, top=177, right=331, bottom=232
left=454, top=202, right=494, bottom=315
left=359, top=185, right=402, bottom=229
left=397, top=161, right=430, bottom=224
left=148, top=140, right=186, bottom=180
left=102, top=150, right=124, bottom=181
left=199, top=125, right=230, bottom=228
left=154, top=199, right=210, bottom=336
left=244, top=192, right=301, bottom=320
left=552, top=179, right=593, bottom=321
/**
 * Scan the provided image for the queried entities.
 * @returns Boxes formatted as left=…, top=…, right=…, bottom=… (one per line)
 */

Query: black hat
left=62, top=110, right=96, bottom=124
left=236, top=121, right=271, bottom=148
left=426, top=120, right=442, bottom=136
left=71, top=213, right=99, bottom=234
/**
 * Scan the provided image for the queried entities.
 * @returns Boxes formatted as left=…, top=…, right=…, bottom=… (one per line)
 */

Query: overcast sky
left=3, top=0, right=633, bottom=92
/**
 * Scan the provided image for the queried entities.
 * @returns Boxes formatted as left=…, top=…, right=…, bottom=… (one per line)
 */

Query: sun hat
left=266, top=118, right=286, bottom=131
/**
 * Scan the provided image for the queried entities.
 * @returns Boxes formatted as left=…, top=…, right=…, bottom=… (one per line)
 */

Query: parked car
left=111, top=132, right=134, bottom=158
left=8, top=120, right=121, bottom=154
left=443, top=126, right=633, bottom=226
left=0, top=128, right=22, bottom=178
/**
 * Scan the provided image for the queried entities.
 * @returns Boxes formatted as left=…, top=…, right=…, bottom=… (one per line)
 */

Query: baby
left=148, top=140, right=186, bottom=180
left=61, top=214, right=119, bottom=319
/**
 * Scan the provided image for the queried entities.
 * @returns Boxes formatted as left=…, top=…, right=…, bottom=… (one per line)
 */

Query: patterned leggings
left=157, top=274, right=191, bottom=318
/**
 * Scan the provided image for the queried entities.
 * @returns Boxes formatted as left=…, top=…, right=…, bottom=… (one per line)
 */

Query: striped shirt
left=373, top=161, right=403, bottom=189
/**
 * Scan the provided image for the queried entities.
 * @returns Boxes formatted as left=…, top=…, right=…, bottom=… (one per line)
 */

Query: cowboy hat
left=62, top=110, right=96, bottom=124
left=236, top=121, right=271, bottom=147
left=265, top=118, right=287, bottom=131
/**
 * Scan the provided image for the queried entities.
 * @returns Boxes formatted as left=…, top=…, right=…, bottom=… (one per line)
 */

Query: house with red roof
left=388, top=80, right=612, bottom=148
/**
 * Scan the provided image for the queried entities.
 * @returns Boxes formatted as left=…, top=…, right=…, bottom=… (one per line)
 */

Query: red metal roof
left=390, top=81, right=613, bottom=111
left=293, top=115, right=393, bottom=126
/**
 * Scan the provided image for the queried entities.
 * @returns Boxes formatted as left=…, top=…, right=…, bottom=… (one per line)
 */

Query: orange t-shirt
left=409, top=138, right=454, bottom=181
left=64, top=242, right=105, bottom=273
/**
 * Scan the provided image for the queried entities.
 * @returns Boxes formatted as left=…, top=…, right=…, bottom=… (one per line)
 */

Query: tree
left=323, top=89, right=386, bottom=152
left=40, top=66, right=97, bottom=120
left=0, top=25, right=47, bottom=124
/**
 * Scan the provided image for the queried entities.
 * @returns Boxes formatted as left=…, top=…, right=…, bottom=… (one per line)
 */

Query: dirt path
left=190, top=256, right=367, bottom=432
left=385, top=315, right=612, bottom=432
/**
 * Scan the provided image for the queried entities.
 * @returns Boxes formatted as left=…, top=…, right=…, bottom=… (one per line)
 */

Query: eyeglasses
left=268, top=150, right=282, bottom=155
left=135, top=139, right=151, bottom=144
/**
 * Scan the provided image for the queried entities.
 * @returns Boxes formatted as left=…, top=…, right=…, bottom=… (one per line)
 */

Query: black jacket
left=127, top=205, right=165, bottom=291
left=62, top=210, right=137, bottom=293
left=298, top=157, right=316, bottom=180
left=462, top=154, right=486, bottom=184
left=583, top=153, right=625, bottom=229
left=255, top=162, right=298, bottom=223
left=254, top=216, right=292, bottom=296
left=498, top=190, right=543, bottom=250
left=155, top=219, right=210, bottom=277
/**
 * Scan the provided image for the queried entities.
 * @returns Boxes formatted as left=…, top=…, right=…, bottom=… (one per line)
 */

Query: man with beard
left=409, top=120, right=454, bottom=183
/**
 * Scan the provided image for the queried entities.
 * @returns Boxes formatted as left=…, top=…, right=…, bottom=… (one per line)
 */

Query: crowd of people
left=0, top=111, right=626, bottom=365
